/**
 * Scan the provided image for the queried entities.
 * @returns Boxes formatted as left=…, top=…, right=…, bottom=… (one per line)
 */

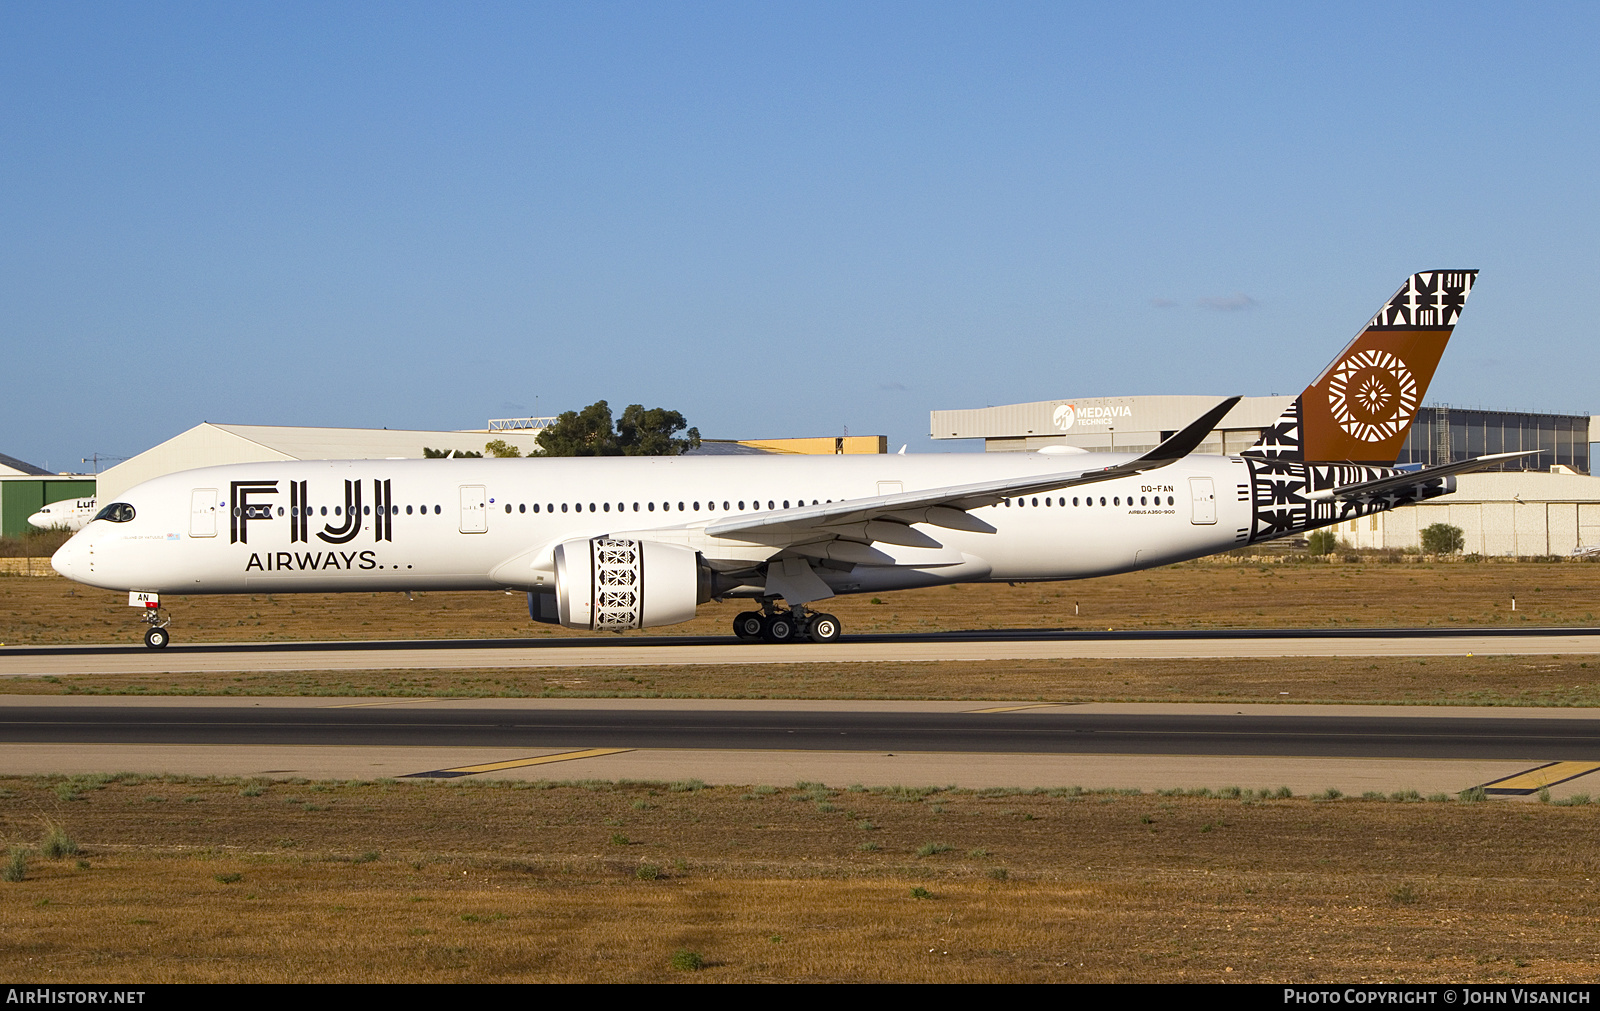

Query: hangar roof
left=0, top=452, right=50, bottom=477
left=95, top=423, right=545, bottom=502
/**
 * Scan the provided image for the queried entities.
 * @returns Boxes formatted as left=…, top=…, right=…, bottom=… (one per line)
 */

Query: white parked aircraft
left=55, top=270, right=1526, bottom=648
left=28, top=497, right=97, bottom=532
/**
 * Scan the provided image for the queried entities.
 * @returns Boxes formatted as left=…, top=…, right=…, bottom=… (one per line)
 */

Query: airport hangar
left=932, top=395, right=1600, bottom=556
left=0, top=453, right=95, bottom=539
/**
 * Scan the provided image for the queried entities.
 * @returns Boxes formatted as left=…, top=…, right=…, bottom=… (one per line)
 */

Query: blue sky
left=3, top=2, right=1597, bottom=471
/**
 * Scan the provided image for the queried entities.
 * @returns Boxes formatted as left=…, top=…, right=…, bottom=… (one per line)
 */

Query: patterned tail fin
left=1244, top=270, right=1477, bottom=464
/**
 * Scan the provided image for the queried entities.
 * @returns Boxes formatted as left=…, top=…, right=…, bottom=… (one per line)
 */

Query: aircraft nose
left=51, top=533, right=86, bottom=581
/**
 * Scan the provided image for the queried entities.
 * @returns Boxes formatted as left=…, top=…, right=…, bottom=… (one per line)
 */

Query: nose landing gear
left=129, top=591, right=171, bottom=649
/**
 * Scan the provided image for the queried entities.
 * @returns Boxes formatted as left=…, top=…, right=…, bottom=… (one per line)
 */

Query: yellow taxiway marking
left=323, top=698, right=443, bottom=708
left=406, top=748, right=634, bottom=779
left=1480, top=761, right=1600, bottom=795
left=966, top=703, right=1070, bottom=714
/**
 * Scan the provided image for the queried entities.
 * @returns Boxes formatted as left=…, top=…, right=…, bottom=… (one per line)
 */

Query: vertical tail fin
left=1244, top=270, right=1477, bottom=464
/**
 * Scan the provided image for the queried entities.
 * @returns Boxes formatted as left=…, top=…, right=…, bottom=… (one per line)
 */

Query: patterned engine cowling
left=552, top=537, right=707, bottom=631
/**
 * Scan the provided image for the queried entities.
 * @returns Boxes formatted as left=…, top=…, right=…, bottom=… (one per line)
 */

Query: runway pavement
left=6, top=628, right=1600, bottom=794
left=4, top=626, right=1600, bottom=676
left=3, top=696, right=1598, bottom=798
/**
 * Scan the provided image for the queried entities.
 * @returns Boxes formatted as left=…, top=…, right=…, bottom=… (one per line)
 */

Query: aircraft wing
left=703, top=397, right=1241, bottom=544
left=1305, top=450, right=1541, bottom=503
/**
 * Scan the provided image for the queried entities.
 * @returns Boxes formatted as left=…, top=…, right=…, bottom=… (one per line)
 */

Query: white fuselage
left=51, top=454, right=1253, bottom=600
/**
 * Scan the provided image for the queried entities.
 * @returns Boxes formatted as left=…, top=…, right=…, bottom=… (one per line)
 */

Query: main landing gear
left=732, top=603, right=841, bottom=644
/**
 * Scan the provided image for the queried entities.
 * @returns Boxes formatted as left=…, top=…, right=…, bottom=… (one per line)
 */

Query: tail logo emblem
left=1326, top=348, right=1418, bottom=443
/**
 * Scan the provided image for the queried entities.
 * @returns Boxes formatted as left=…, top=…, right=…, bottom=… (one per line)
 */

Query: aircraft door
left=459, top=485, right=488, bottom=534
left=1188, top=477, right=1217, bottom=525
left=190, top=489, right=218, bottom=538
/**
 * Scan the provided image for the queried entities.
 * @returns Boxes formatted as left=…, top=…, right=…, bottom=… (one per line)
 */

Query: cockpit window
left=94, top=502, right=136, bottom=523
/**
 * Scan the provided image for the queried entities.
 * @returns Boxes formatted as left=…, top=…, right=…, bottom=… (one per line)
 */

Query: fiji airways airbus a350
left=54, top=270, right=1526, bottom=648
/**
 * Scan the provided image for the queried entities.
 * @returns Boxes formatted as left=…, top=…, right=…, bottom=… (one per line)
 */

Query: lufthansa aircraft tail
left=1244, top=270, right=1477, bottom=465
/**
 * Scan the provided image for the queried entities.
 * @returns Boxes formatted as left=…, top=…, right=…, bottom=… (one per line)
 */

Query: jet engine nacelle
left=536, top=536, right=709, bottom=631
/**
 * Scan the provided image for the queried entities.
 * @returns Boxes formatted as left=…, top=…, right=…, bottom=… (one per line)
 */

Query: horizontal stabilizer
left=1306, top=451, right=1540, bottom=502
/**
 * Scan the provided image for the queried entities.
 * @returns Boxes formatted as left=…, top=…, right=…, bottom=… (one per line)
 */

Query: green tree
left=536, top=401, right=701, bottom=457
left=483, top=439, right=522, bottom=458
left=1306, top=529, right=1338, bottom=555
left=536, top=401, right=620, bottom=456
left=617, top=404, right=701, bottom=456
left=1420, top=523, right=1465, bottom=555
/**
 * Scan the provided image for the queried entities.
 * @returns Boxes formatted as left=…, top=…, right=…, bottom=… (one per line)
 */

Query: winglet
left=1077, top=396, right=1241, bottom=484
left=1128, top=396, right=1242, bottom=468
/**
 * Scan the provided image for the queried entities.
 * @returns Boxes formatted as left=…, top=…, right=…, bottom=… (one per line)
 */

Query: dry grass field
left=4, top=555, right=1599, bottom=649
left=6, top=655, right=1600, bottom=708
left=2, top=774, right=1598, bottom=983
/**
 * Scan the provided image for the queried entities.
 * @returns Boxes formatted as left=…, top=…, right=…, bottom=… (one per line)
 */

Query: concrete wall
left=1333, top=473, right=1600, bottom=555
left=931, top=395, right=1294, bottom=453
left=736, top=436, right=887, bottom=455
